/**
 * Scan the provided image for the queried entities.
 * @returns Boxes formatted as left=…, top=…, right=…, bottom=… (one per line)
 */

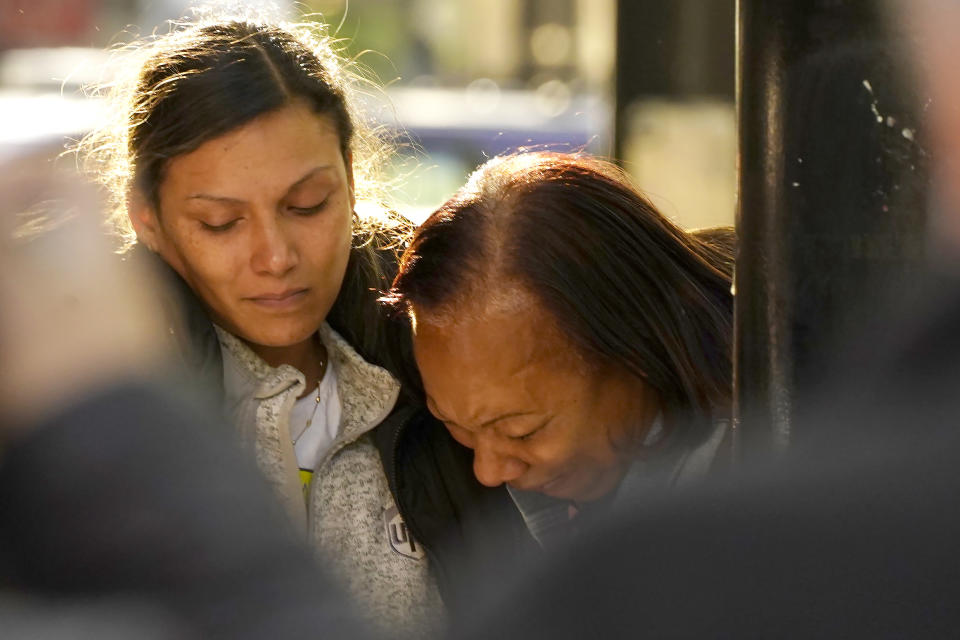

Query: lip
left=246, top=288, right=309, bottom=309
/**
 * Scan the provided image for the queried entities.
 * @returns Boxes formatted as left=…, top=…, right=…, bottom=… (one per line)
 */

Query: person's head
left=386, top=152, right=734, bottom=502
left=83, top=17, right=398, bottom=355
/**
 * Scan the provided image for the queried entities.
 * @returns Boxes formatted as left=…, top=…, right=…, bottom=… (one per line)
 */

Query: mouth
left=246, top=288, right=309, bottom=308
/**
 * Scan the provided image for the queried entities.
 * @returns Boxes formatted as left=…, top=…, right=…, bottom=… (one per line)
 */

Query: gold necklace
left=293, top=340, right=328, bottom=444
left=292, top=380, right=322, bottom=446
left=303, top=380, right=322, bottom=432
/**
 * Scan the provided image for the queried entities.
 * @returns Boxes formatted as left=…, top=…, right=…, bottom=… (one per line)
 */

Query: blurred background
left=0, top=0, right=734, bottom=228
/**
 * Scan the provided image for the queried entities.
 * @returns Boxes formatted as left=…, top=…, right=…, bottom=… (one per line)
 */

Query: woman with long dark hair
left=79, top=14, right=533, bottom=634
left=386, top=151, right=734, bottom=546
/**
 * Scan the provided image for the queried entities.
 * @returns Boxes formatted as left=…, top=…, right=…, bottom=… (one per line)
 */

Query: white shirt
left=289, top=364, right=342, bottom=486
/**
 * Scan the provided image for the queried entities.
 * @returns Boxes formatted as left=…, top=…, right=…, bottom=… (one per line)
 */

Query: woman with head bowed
left=386, top=151, right=734, bottom=546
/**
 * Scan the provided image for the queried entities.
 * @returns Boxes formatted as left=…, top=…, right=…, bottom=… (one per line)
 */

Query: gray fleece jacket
left=216, top=323, right=443, bottom=636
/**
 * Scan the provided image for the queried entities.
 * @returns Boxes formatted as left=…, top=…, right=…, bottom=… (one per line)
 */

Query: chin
left=236, top=321, right=320, bottom=349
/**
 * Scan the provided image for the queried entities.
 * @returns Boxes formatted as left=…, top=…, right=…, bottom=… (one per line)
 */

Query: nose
left=250, top=215, right=299, bottom=277
left=472, top=437, right=528, bottom=488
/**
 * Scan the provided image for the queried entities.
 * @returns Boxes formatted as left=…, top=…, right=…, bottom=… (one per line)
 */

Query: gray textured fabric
left=217, top=324, right=443, bottom=636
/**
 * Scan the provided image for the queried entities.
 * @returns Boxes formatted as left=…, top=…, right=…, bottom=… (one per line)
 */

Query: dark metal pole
left=735, top=0, right=929, bottom=455
left=735, top=0, right=792, bottom=454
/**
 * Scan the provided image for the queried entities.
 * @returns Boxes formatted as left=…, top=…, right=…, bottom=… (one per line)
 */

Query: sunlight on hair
left=73, top=4, right=408, bottom=251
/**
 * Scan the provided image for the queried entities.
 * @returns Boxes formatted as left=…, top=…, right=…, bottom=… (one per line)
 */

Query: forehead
left=159, top=103, right=344, bottom=196
left=413, top=296, right=584, bottom=412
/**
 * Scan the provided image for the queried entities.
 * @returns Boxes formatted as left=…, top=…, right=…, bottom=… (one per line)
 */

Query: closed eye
left=200, top=219, right=239, bottom=232
left=290, top=199, right=328, bottom=216
left=509, top=417, right=552, bottom=442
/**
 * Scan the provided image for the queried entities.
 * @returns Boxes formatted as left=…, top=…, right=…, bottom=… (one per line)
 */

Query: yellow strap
left=298, top=468, right=314, bottom=503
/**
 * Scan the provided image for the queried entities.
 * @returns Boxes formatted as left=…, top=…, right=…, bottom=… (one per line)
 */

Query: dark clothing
left=0, top=384, right=371, bottom=639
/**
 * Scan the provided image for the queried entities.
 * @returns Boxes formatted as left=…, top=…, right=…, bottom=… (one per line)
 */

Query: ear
left=127, top=190, right=162, bottom=251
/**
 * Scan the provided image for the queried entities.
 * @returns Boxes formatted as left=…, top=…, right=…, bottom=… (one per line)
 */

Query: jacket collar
left=215, top=326, right=301, bottom=400
left=216, top=323, right=400, bottom=440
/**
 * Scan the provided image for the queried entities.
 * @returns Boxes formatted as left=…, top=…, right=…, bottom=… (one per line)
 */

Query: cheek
left=583, top=422, right=631, bottom=469
left=530, top=417, right=620, bottom=474
left=569, top=374, right=644, bottom=461
left=302, top=208, right=352, bottom=272
left=522, top=430, right=581, bottom=470
left=159, top=225, right=241, bottom=300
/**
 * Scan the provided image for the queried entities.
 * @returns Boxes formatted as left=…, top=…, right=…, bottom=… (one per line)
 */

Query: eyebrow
left=185, top=165, right=334, bottom=203
left=479, top=412, right=535, bottom=428
left=426, top=398, right=533, bottom=431
left=186, top=193, right=244, bottom=204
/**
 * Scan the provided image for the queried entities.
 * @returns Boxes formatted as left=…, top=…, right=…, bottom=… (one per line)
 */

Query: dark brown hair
left=81, top=18, right=415, bottom=381
left=386, top=151, right=734, bottom=444
left=127, top=21, right=354, bottom=212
